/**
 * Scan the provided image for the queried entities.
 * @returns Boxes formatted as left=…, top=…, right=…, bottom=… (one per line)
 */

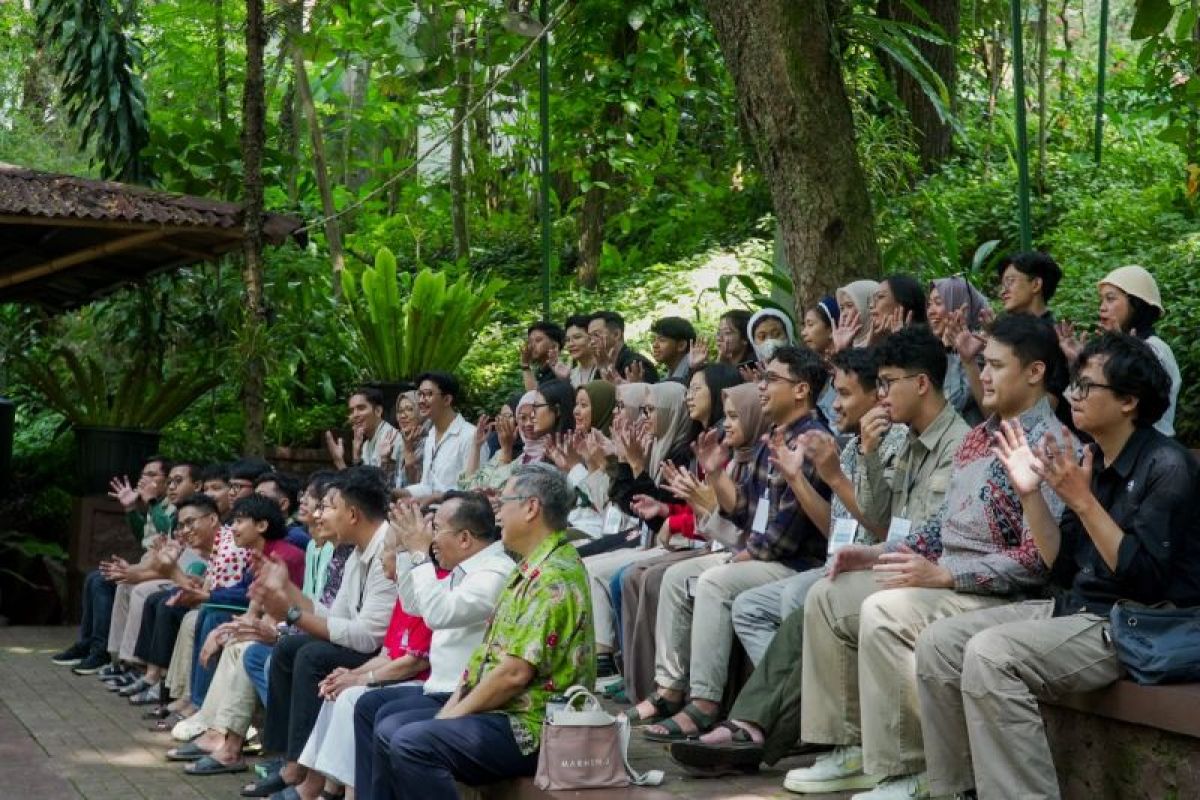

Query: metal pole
left=1093, top=0, right=1110, bottom=165
left=538, top=0, right=551, bottom=319
left=1011, top=0, right=1033, bottom=250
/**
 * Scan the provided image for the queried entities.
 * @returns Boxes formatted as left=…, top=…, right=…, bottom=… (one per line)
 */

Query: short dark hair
left=176, top=493, right=219, bottom=517
left=256, top=472, right=300, bottom=510
left=306, top=469, right=338, bottom=500
left=564, top=313, right=592, bottom=332
left=768, top=345, right=829, bottom=400
left=536, top=379, right=577, bottom=434
left=350, top=386, right=385, bottom=410
left=231, top=493, right=287, bottom=541
left=831, top=347, right=881, bottom=393
left=145, top=454, right=173, bottom=473
left=326, top=465, right=390, bottom=521
left=172, top=461, right=202, bottom=483
left=415, top=371, right=460, bottom=407
left=528, top=320, right=565, bottom=347
left=592, top=310, right=625, bottom=333
left=650, top=316, right=697, bottom=344
left=883, top=274, right=928, bottom=325
left=229, top=457, right=272, bottom=482
left=873, top=326, right=948, bottom=390
left=986, top=313, right=1068, bottom=394
left=199, top=463, right=230, bottom=484
left=999, top=251, right=1063, bottom=301
left=442, top=490, right=500, bottom=542
left=720, top=309, right=752, bottom=341
left=1075, top=333, right=1172, bottom=427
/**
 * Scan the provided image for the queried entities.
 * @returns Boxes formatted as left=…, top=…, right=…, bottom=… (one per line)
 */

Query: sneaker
left=71, top=652, right=111, bottom=675
left=51, top=642, right=90, bottom=666
left=783, top=746, right=880, bottom=794
left=851, top=773, right=931, bottom=800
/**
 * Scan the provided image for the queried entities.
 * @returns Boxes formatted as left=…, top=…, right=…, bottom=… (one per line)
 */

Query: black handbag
left=1108, top=600, right=1200, bottom=685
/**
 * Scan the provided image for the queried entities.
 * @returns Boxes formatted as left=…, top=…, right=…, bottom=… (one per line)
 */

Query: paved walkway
left=0, top=626, right=847, bottom=800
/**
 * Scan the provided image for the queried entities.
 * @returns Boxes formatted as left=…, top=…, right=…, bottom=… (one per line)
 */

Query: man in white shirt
left=395, top=372, right=476, bottom=506
left=249, top=466, right=398, bottom=794
left=352, top=490, right=515, bottom=795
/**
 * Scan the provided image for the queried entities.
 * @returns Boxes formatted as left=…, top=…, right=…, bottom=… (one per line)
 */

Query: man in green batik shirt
left=376, top=463, right=595, bottom=800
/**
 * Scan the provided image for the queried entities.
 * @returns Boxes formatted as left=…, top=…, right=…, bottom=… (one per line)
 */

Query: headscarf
left=815, top=295, right=841, bottom=328
left=516, top=390, right=548, bottom=464
left=747, top=308, right=796, bottom=362
left=838, top=279, right=880, bottom=347
left=615, top=382, right=651, bottom=427
left=582, top=380, right=617, bottom=435
left=648, top=381, right=692, bottom=481
left=396, top=390, right=431, bottom=440
left=722, top=383, right=769, bottom=465
left=931, top=276, right=989, bottom=330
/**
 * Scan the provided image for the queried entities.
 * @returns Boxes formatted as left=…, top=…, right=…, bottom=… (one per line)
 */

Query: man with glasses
left=374, top=463, right=594, bottom=799
left=996, top=251, right=1061, bottom=321
left=917, top=332, right=1200, bottom=799
left=394, top=372, right=476, bottom=507
left=227, top=457, right=271, bottom=512
left=786, top=314, right=1070, bottom=800
left=352, top=490, right=514, bottom=795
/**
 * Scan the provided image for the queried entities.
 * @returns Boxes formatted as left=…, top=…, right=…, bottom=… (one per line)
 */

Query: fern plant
left=341, top=247, right=507, bottom=382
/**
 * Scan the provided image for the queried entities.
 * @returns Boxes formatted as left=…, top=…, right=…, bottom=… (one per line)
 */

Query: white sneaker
left=171, top=713, right=208, bottom=742
left=851, top=773, right=932, bottom=800
left=783, top=746, right=881, bottom=794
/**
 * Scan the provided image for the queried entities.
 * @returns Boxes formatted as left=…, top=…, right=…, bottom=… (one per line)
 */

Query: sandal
left=669, top=722, right=764, bottom=775
left=241, top=772, right=289, bottom=798
left=185, top=755, right=248, bottom=775
left=165, top=740, right=211, bottom=762
left=641, top=702, right=722, bottom=742
left=621, top=692, right=685, bottom=726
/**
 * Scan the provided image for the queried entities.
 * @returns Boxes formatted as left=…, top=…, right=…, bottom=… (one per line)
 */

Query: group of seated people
left=52, top=252, right=1199, bottom=800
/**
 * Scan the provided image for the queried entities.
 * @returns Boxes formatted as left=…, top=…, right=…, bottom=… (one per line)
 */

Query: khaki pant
left=583, top=547, right=666, bottom=649
left=800, top=572, right=1006, bottom=778
left=201, top=640, right=260, bottom=738
left=916, top=600, right=1119, bottom=799
left=654, top=554, right=794, bottom=702
left=107, top=579, right=173, bottom=662
left=166, top=608, right=200, bottom=704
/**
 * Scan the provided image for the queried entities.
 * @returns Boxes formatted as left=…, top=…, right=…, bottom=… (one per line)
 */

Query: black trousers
left=262, top=633, right=373, bottom=760
left=133, top=589, right=189, bottom=668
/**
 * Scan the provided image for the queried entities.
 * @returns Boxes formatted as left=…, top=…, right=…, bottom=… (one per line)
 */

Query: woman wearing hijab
left=835, top=279, right=880, bottom=350
left=551, top=379, right=620, bottom=542
left=928, top=275, right=990, bottom=425
left=801, top=296, right=841, bottom=426
left=459, top=380, right=572, bottom=491
left=574, top=379, right=616, bottom=435
left=746, top=309, right=796, bottom=363
left=384, top=390, right=430, bottom=489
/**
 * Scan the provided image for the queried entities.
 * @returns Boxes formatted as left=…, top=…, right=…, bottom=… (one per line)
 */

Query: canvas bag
left=534, top=685, right=664, bottom=790
left=1109, top=601, right=1200, bottom=685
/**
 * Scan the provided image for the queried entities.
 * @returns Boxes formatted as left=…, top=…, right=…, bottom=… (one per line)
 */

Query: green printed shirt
left=459, top=531, right=595, bottom=755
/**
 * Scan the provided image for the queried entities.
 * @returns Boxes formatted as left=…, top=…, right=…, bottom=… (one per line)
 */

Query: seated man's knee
left=859, top=588, right=924, bottom=643
left=960, top=628, right=1016, bottom=694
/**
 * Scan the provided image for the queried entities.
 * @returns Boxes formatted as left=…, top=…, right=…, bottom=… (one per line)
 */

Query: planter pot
left=269, top=445, right=333, bottom=478
left=74, top=426, right=162, bottom=495
left=364, top=380, right=415, bottom=427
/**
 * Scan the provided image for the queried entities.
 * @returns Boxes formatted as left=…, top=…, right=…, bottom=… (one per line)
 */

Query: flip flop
left=165, top=741, right=211, bottom=761
left=184, top=755, right=248, bottom=775
left=669, top=722, right=763, bottom=774
left=241, top=772, right=289, bottom=798
left=641, top=702, right=722, bottom=743
left=621, top=692, right=684, bottom=727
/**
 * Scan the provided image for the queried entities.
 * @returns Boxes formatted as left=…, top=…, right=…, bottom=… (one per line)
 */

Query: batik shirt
left=459, top=531, right=595, bottom=755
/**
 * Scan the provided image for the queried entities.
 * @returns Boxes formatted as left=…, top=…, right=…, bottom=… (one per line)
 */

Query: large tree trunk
left=241, top=0, right=267, bottom=457
left=879, top=0, right=959, bottom=171
left=449, top=9, right=470, bottom=263
left=701, top=0, right=879, bottom=310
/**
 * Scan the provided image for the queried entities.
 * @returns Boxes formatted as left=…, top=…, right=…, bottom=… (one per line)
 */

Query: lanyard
left=356, top=557, right=374, bottom=613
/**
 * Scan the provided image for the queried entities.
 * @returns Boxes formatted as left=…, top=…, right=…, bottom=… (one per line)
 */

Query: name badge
left=603, top=505, right=626, bottom=535
left=639, top=522, right=652, bottom=549
left=886, top=516, right=912, bottom=545
left=751, top=490, right=770, bottom=534
left=828, top=517, right=858, bottom=555
left=685, top=575, right=698, bottom=599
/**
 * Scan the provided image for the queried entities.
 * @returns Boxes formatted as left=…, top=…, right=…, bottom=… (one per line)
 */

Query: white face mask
left=757, top=338, right=787, bottom=361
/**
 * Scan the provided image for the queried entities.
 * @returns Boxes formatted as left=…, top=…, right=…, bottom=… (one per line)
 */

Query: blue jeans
left=353, top=685, right=448, bottom=795
left=610, top=563, right=633, bottom=653
left=242, top=642, right=273, bottom=705
left=379, top=713, right=539, bottom=799
left=189, top=607, right=233, bottom=706
left=78, top=569, right=117, bottom=655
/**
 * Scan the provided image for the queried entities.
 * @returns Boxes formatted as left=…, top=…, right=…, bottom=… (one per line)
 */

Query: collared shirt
left=732, top=412, right=832, bottom=570
left=835, top=426, right=908, bottom=548
left=896, top=396, right=1069, bottom=595
left=314, top=522, right=397, bottom=652
left=130, top=498, right=175, bottom=550
left=407, top=414, right=477, bottom=499
left=1051, top=428, right=1200, bottom=615
left=394, top=540, right=515, bottom=694
left=857, top=401, right=968, bottom=533
left=666, top=358, right=691, bottom=381
left=459, top=532, right=595, bottom=756
left=361, top=419, right=399, bottom=468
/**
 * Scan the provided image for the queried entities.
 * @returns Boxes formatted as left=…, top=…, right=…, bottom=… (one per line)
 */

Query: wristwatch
left=285, top=605, right=303, bottom=625
left=410, top=550, right=429, bottom=567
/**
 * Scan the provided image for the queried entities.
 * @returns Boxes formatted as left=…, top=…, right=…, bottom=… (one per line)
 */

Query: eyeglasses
left=496, top=411, right=516, bottom=421
left=230, top=480, right=255, bottom=491
left=176, top=516, right=206, bottom=530
left=759, top=372, right=799, bottom=386
left=517, top=414, right=536, bottom=424
left=876, top=373, right=923, bottom=395
left=1067, top=379, right=1116, bottom=400
left=497, top=494, right=535, bottom=505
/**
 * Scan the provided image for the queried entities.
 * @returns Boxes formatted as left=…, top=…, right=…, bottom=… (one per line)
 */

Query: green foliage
left=341, top=248, right=507, bottom=382
left=33, top=0, right=150, bottom=181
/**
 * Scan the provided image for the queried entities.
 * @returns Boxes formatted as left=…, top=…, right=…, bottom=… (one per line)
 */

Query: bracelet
left=369, top=670, right=376, bottom=684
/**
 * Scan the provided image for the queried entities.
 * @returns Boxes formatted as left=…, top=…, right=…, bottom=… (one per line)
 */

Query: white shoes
left=852, top=772, right=933, bottom=800
left=783, top=746, right=880, bottom=794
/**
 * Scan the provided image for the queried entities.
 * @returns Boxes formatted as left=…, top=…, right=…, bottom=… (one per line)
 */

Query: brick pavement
left=1, top=626, right=852, bottom=800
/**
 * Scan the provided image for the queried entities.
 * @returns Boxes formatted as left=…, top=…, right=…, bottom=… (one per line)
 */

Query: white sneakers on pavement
left=783, top=746, right=880, bottom=794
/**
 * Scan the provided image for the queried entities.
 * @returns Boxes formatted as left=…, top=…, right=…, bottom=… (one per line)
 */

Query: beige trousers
left=799, top=571, right=1006, bottom=778
left=201, top=640, right=260, bottom=738
left=108, top=579, right=173, bottom=662
left=653, top=553, right=794, bottom=702
left=916, top=600, right=1119, bottom=799
left=584, top=547, right=666, bottom=649
left=166, top=608, right=200, bottom=703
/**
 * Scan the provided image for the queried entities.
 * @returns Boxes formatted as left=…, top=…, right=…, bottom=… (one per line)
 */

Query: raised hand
left=630, top=493, right=669, bottom=521
left=107, top=475, right=138, bottom=509
left=578, top=430, right=609, bottom=472
left=391, top=502, right=432, bottom=554
left=1036, top=426, right=1093, bottom=511
left=859, top=407, right=892, bottom=455
left=768, top=429, right=806, bottom=483
left=473, top=414, right=493, bottom=449
left=378, top=425, right=401, bottom=466
left=738, top=362, right=764, bottom=384
left=625, top=359, right=645, bottom=384
left=546, top=432, right=581, bottom=471
left=550, top=345, right=572, bottom=380
left=495, top=413, right=518, bottom=454
left=692, top=427, right=728, bottom=476
left=802, top=430, right=844, bottom=485
left=519, top=340, right=534, bottom=370
left=991, top=418, right=1044, bottom=497
left=832, top=305, right=862, bottom=352
left=950, top=307, right=987, bottom=360
left=325, top=430, right=346, bottom=468
left=688, top=337, right=711, bottom=370
left=1056, top=321, right=1087, bottom=364
left=351, top=424, right=365, bottom=464
left=661, top=462, right=718, bottom=514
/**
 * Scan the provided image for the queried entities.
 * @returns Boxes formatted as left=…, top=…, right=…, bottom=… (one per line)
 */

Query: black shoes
left=71, top=651, right=111, bottom=675
left=51, top=642, right=90, bottom=666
